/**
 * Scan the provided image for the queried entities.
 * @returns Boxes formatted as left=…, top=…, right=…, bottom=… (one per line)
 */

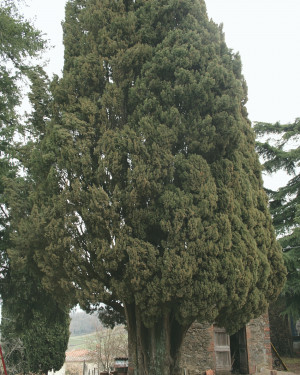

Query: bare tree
left=89, top=326, right=128, bottom=372
left=1, top=337, right=25, bottom=375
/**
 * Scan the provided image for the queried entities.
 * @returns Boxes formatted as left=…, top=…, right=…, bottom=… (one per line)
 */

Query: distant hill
left=69, top=310, right=101, bottom=336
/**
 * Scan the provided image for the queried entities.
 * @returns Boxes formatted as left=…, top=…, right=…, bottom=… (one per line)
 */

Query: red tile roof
left=66, top=349, right=95, bottom=362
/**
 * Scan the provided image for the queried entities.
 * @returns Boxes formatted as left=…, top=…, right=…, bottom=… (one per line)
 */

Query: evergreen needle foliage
left=255, top=118, right=300, bottom=319
left=9, top=1, right=286, bottom=374
left=0, top=2, right=70, bottom=373
left=0, top=0, right=45, bottom=275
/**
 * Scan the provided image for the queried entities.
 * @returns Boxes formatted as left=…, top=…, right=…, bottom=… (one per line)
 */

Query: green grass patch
left=68, top=332, right=98, bottom=350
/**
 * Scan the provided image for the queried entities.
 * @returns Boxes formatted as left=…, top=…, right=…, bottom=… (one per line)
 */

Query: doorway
left=230, top=327, right=249, bottom=374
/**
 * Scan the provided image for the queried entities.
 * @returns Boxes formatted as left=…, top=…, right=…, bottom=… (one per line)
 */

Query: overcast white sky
left=21, top=0, right=300, bottom=125
left=20, top=0, right=300, bottom=189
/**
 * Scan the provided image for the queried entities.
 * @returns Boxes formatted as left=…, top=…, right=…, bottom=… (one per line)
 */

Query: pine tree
left=11, top=1, right=286, bottom=374
left=255, top=118, right=300, bottom=318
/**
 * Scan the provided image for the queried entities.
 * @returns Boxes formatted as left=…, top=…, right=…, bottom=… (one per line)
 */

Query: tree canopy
left=0, top=0, right=45, bottom=279
left=1, top=287, right=70, bottom=375
left=0, top=2, right=70, bottom=374
left=8, top=0, right=286, bottom=374
left=0, top=0, right=45, bottom=142
left=255, top=118, right=300, bottom=318
left=1, top=68, right=71, bottom=375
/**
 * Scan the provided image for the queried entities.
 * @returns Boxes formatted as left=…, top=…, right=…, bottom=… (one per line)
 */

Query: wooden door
left=214, top=327, right=231, bottom=372
left=238, top=327, right=249, bottom=374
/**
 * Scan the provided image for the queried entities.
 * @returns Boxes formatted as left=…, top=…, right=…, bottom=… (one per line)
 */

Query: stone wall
left=180, top=322, right=215, bottom=375
left=246, top=314, right=272, bottom=374
left=180, top=315, right=272, bottom=375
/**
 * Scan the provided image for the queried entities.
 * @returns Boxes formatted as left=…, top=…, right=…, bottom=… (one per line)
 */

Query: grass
left=68, top=332, right=98, bottom=350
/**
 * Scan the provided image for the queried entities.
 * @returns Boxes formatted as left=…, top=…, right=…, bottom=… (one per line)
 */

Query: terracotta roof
left=66, top=349, right=95, bottom=362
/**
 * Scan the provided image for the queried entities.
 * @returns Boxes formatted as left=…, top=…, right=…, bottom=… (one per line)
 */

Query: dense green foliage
left=255, top=118, right=300, bottom=318
left=22, top=309, right=70, bottom=374
left=0, top=2, right=70, bottom=374
left=2, top=69, right=71, bottom=374
left=2, top=292, right=70, bottom=375
left=0, top=0, right=45, bottom=287
left=0, top=0, right=45, bottom=282
left=2, top=159, right=71, bottom=375
left=8, top=0, right=286, bottom=373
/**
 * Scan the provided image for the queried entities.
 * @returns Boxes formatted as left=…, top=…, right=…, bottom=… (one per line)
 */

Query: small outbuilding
left=180, top=314, right=272, bottom=374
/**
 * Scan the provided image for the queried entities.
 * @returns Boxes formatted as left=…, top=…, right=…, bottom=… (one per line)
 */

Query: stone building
left=180, top=314, right=272, bottom=375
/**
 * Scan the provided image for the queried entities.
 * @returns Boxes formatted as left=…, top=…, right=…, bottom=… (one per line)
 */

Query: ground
left=281, top=357, right=300, bottom=374
left=256, top=357, right=300, bottom=375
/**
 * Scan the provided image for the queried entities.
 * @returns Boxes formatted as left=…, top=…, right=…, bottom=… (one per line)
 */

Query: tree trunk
left=125, top=304, right=189, bottom=375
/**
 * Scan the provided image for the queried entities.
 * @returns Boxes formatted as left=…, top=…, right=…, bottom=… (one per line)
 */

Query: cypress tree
left=1, top=279, right=70, bottom=375
left=22, top=309, right=70, bottom=375
left=0, top=4, right=66, bottom=373
left=11, top=1, right=286, bottom=374
left=2, top=67, right=71, bottom=374
left=255, top=118, right=300, bottom=319
left=3, top=163, right=70, bottom=375
left=0, top=0, right=45, bottom=288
